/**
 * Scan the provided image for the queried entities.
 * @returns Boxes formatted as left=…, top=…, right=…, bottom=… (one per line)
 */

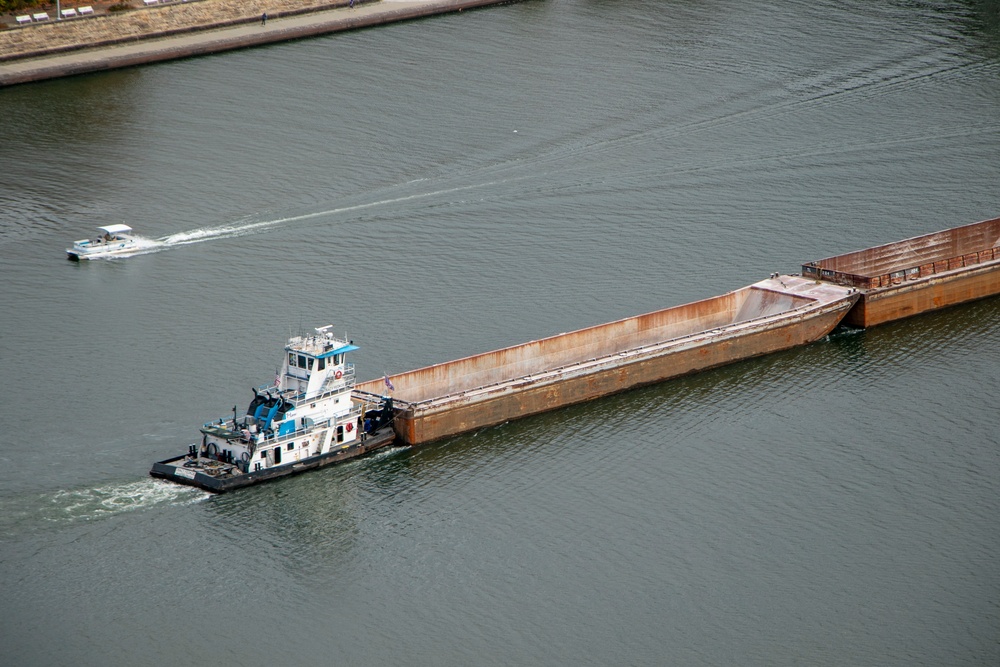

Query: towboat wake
left=0, top=480, right=210, bottom=535
left=47, top=479, right=210, bottom=520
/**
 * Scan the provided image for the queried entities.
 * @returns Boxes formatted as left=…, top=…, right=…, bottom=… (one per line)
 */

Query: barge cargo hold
left=355, top=276, right=858, bottom=446
left=803, top=216, right=1000, bottom=328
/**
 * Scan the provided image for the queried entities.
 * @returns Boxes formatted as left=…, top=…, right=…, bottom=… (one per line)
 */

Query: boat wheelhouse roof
left=98, top=224, right=133, bottom=235
left=317, top=343, right=359, bottom=359
left=286, top=325, right=359, bottom=359
left=287, top=340, right=359, bottom=359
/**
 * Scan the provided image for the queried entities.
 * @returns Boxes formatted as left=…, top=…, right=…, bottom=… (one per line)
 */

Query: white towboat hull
left=151, top=428, right=396, bottom=493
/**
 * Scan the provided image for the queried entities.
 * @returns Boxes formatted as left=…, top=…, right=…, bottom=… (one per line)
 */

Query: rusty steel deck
left=803, top=216, right=1000, bottom=327
left=355, top=276, right=858, bottom=445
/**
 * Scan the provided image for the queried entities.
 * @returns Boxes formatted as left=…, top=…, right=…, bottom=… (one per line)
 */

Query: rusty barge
left=149, top=216, right=999, bottom=488
left=803, top=216, right=1000, bottom=327
left=356, top=276, right=858, bottom=445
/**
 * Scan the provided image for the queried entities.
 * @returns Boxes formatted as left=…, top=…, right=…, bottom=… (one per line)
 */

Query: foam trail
left=126, top=236, right=161, bottom=252
left=158, top=179, right=511, bottom=248
left=45, top=479, right=210, bottom=522
left=0, top=479, right=210, bottom=536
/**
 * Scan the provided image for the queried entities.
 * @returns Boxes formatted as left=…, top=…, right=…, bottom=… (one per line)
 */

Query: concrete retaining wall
left=0, top=0, right=519, bottom=85
left=0, top=0, right=347, bottom=61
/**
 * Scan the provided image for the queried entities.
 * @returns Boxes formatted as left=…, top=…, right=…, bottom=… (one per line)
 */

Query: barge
left=355, top=276, right=858, bottom=445
left=803, top=216, right=1000, bottom=327
left=151, top=326, right=395, bottom=492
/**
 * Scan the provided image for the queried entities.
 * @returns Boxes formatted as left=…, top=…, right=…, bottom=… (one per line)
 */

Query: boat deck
left=151, top=427, right=396, bottom=492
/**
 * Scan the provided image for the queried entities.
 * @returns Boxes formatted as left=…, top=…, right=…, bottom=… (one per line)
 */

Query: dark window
left=289, top=353, right=296, bottom=366
left=287, top=442, right=294, bottom=451
left=298, top=355, right=307, bottom=368
left=318, top=358, right=326, bottom=370
left=260, top=451, right=267, bottom=459
left=307, top=358, right=314, bottom=370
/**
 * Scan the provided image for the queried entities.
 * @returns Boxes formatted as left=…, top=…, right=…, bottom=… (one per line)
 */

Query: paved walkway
left=0, top=0, right=512, bottom=85
left=0, top=0, right=347, bottom=60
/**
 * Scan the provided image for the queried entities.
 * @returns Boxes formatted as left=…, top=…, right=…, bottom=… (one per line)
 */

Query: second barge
left=356, top=276, right=858, bottom=445
left=803, top=216, right=1000, bottom=327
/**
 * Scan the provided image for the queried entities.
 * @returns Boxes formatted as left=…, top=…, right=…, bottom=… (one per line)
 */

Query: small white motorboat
left=67, top=224, right=140, bottom=260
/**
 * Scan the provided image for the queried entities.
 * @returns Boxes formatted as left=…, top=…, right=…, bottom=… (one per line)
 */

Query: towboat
left=67, top=224, right=140, bottom=260
left=150, top=326, right=397, bottom=493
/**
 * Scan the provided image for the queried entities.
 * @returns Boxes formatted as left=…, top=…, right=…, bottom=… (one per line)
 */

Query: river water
left=1, top=0, right=999, bottom=664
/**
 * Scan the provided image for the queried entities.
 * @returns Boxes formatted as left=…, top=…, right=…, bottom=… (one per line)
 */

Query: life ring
left=335, top=370, right=343, bottom=379
left=346, top=422, right=353, bottom=432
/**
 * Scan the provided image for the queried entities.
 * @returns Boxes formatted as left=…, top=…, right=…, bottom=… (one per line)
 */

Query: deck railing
left=803, top=246, right=1000, bottom=289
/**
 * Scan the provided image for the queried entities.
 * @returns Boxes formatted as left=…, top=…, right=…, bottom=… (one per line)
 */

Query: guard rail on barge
left=802, top=216, right=1000, bottom=327
left=355, top=276, right=858, bottom=446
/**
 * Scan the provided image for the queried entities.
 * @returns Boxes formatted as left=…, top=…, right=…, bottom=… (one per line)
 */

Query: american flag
left=384, top=374, right=394, bottom=391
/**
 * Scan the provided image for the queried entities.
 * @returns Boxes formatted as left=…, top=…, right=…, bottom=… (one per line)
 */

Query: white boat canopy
left=98, top=224, right=133, bottom=235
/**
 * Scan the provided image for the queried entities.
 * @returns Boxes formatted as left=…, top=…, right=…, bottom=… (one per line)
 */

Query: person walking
left=261, top=11, right=267, bottom=25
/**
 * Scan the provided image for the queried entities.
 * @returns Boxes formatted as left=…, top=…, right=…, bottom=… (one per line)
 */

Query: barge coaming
left=356, top=276, right=858, bottom=445
left=803, top=216, right=1000, bottom=327
left=845, top=260, right=1000, bottom=327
